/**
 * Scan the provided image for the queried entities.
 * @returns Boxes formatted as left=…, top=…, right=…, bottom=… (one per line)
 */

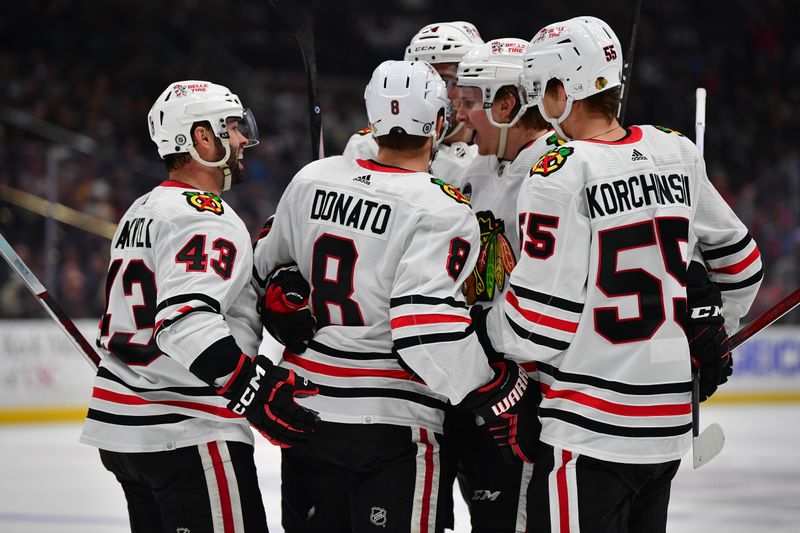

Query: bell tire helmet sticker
left=183, top=191, right=225, bottom=215
left=430, top=177, right=471, bottom=206
left=530, top=146, right=575, bottom=177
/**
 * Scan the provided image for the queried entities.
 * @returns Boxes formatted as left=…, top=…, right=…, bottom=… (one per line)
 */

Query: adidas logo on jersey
left=353, top=174, right=371, bottom=185
left=631, top=149, right=648, bottom=161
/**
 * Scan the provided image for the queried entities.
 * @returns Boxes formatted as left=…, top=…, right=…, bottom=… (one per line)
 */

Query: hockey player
left=80, top=80, right=320, bottom=532
left=254, top=60, right=539, bottom=533
left=478, top=17, right=763, bottom=531
left=446, top=38, right=556, bottom=532
left=343, top=21, right=483, bottom=189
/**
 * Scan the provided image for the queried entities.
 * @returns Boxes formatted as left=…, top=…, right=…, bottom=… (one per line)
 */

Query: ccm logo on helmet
left=690, top=305, right=723, bottom=320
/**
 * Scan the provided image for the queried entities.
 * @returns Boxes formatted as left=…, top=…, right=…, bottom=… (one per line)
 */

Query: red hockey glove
left=686, top=262, right=732, bottom=402
left=459, top=359, right=540, bottom=463
left=218, top=354, right=320, bottom=448
left=260, top=265, right=316, bottom=354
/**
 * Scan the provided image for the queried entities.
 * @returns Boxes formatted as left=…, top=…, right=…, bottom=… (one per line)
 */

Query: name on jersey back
left=586, top=173, right=690, bottom=219
left=114, top=217, right=153, bottom=249
left=310, top=188, right=393, bottom=238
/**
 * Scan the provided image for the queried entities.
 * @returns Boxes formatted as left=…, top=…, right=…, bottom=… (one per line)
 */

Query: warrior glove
left=218, top=354, right=320, bottom=447
left=459, top=359, right=540, bottom=463
left=686, top=261, right=732, bottom=402
left=260, top=265, right=316, bottom=354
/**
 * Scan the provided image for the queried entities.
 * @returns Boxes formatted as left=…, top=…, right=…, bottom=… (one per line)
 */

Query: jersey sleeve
left=152, top=202, right=254, bottom=385
left=253, top=180, right=301, bottom=288
left=389, top=204, right=494, bottom=404
left=691, top=154, right=763, bottom=331
left=485, top=161, right=589, bottom=363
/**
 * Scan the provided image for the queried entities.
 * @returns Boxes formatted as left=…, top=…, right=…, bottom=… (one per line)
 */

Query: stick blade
left=693, top=422, right=725, bottom=469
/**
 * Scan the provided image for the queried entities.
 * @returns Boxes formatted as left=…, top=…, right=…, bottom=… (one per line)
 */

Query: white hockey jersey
left=486, top=125, right=762, bottom=464
left=342, top=126, right=478, bottom=190
left=80, top=180, right=260, bottom=452
left=254, top=157, right=494, bottom=433
left=461, top=131, right=563, bottom=307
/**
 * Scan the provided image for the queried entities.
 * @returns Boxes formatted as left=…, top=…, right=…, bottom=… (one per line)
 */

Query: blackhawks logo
left=183, top=191, right=224, bottom=215
left=654, top=125, right=684, bottom=136
left=463, top=211, right=517, bottom=304
left=545, top=132, right=565, bottom=148
left=430, top=177, right=471, bottom=206
left=531, top=146, right=574, bottom=177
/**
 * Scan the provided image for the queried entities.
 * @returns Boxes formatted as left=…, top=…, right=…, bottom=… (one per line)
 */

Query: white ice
left=0, top=404, right=798, bottom=532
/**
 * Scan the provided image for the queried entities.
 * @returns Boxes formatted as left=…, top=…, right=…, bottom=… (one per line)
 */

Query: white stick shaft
left=695, top=87, right=707, bottom=156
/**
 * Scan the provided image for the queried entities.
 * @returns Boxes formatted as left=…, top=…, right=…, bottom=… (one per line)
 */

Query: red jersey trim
left=580, top=125, right=643, bottom=145
left=539, top=383, right=691, bottom=417
left=159, top=180, right=196, bottom=189
left=710, top=247, right=761, bottom=275
left=283, top=352, right=422, bottom=381
left=91, top=387, right=239, bottom=418
left=357, top=159, right=416, bottom=173
left=390, top=313, right=471, bottom=329
left=507, top=292, right=579, bottom=333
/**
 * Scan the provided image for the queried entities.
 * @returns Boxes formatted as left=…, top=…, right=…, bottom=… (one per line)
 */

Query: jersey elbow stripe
left=156, top=293, right=221, bottom=314
left=701, top=234, right=752, bottom=261
left=393, top=329, right=472, bottom=350
left=390, top=313, right=471, bottom=329
left=155, top=305, right=218, bottom=336
left=709, top=247, right=761, bottom=275
left=539, top=408, right=692, bottom=438
left=539, top=383, right=691, bottom=417
left=506, top=292, right=579, bottom=333
left=390, top=295, right=468, bottom=309
left=716, top=269, right=763, bottom=291
left=283, top=353, right=420, bottom=381
left=506, top=314, right=571, bottom=351
left=508, top=283, right=583, bottom=314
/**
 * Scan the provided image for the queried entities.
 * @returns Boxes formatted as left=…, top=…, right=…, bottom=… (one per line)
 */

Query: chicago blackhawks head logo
left=545, top=132, right=565, bottom=148
left=654, top=125, right=684, bottom=136
left=430, top=177, right=471, bottom=206
left=462, top=211, right=517, bottom=304
left=183, top=191, right=224, bottom=215
left=531, top=146, right=574, bottom=177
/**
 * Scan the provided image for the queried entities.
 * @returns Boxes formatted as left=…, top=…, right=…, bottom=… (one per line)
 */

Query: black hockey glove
left=686, top=262, right=732, bottom=402
left=469, top=305, right=504, bottom=362
left=218, top=354, right=320, bottom=448
left=260, top=265, right=316, bottom=354
left=459, top=359, right=540, bottom=463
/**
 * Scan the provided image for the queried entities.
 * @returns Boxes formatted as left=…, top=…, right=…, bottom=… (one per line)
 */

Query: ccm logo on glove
left=690, top=305, right=722, bottom=320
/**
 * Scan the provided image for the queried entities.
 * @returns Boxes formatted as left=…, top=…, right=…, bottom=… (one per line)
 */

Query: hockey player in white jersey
left=443, top=37, right=557, bottom=532
left=80, top=80, right=320, bottom=533
left=477, top=17, right=763, bottom=531
left=254, top=60, right=539, bottom=533
left=343, top=22, right=483, bottom=190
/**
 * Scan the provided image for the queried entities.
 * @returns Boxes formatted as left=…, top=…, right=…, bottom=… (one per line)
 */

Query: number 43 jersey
left=254, top=157, right=493, bottom=433
left=486, top=125, right=763, bottom=464
left=81, top=180, right=261, bottom=453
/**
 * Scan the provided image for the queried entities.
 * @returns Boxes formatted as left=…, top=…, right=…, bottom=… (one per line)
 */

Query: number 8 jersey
left=254, top=157, right=494, bottom=433
left=485, top=125, right=763, bottom=464
left=81, top=180, right=261, bottom=452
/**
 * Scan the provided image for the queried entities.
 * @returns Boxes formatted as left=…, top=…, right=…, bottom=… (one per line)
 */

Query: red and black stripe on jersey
left=503, top=283, right=583, bottom=352
left=701, top=233, right=763, bottom=291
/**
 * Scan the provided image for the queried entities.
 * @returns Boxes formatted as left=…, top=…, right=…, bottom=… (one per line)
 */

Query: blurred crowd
left=0, top=0, right=797, bottom=324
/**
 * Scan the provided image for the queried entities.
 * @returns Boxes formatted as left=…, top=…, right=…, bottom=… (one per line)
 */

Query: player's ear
left=493, top=91, right=516, bottom=123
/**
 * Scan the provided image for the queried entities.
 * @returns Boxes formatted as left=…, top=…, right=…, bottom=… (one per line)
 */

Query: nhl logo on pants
left=370, top=506, right=387, bottom=527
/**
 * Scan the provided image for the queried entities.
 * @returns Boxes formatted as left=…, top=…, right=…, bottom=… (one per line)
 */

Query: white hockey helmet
left=404, top=22, right=484, bottom=65
left=364, top=60, right=450, bottom=146
left=519, top=16, right=622, bottom=138
left=147, top=80, right=259, bottom=159
left=457, top=38, right=529, bottom=128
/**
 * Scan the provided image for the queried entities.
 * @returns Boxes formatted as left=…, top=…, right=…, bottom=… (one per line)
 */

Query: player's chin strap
left=538, top=97, right=574, bottom=141
left=442, top=120, right=465, bottom=143
left=486, top=104, right=526, bottom=159
left=187, top=138, right=234, bottom=191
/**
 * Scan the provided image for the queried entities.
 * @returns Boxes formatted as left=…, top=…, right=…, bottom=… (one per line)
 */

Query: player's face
left=225, top=117, right=249, bottom=184
left=456, top=86, right=498, bottom=156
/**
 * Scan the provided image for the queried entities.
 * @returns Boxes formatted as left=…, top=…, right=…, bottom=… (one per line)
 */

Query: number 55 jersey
left=254, top=157, right=494, bottom=434
left=485, top=125, right=762, bottom=463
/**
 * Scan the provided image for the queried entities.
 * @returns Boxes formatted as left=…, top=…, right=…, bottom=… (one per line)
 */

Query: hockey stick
left=0, top=231, right=101, bottom=369
left=617, top=0, right=643, bottom=125
left=690, top=86, right=726, bottom=469
left=729, top=287, right=800, bottom=350
left=267, top=0, right=324, bottom=160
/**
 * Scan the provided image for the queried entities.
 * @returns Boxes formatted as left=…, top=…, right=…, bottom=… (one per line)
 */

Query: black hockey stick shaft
left=729, top=287, right=800, bottom=350
left=617, top=0, right=643, bottom=125
left=0, top=231, right=100, bottom=369
left=267, top=0, right=324, bottom=160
